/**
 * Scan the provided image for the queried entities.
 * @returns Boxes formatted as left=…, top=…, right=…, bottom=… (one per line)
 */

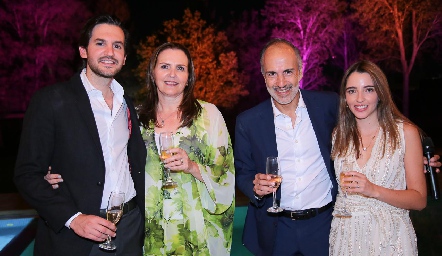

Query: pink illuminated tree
left=352, top=0, right=442, bottom=116
left=0, top=0, right=91, bottom=114
left=262, top=0, right=346, bottom=90
left=226, top=10, right=271, bottom=104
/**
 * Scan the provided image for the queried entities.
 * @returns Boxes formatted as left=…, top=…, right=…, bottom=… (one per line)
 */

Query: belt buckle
left=290, top=210, right=304, bottom=220
left=290, top=209, right=316, bottom=220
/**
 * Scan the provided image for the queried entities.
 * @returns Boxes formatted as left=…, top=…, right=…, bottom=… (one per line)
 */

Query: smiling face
left=262, top=44, right=302, bottom=108
left=345, top=72, right=379, bottom=122
left=79, top=24, right=126, bottom=79
left=153, top=48, right=189, bottom=99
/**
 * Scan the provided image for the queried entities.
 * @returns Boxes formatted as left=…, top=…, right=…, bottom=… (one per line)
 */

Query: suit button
left=97, top=181, right=103, bottom=186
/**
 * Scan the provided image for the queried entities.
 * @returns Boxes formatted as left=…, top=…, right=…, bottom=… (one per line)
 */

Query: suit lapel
left=68, top=74, right=103, bottom=152
left=262, top=100, right=278, bottom=156
left=303, top=91, right=325, bottom=145
left=260, top=100, right=279, bottom=158
left=302, top=90, right=332, bottom=173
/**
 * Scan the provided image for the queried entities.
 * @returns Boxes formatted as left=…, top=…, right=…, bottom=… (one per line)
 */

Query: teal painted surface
left=21, top=240, right=33, bottom=256
left=231, top=206, right=253, bottom=256
left=0, top=217, right=33, bottom=251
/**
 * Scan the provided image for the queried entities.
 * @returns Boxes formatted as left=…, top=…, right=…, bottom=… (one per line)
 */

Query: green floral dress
left=141, top=101, right=235, bottom=256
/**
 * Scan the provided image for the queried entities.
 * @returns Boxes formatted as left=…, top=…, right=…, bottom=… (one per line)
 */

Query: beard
left=267, top=83, right=299, bottom=105
left=87, top=56, right=123, bottom=78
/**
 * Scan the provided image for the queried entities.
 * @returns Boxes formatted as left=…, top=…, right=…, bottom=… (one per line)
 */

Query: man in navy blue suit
left=235, top=38, right=340, bottom=255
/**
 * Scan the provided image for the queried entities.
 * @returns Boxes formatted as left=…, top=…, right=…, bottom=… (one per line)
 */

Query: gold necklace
left=155, top=110, right=178, bottom=128
left=360, top=126, right=380, bottom=151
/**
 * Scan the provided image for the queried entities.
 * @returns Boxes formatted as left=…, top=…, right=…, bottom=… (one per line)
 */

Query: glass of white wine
left=266, top=156, right=283, bottom=213
left=335, top=159, right=353, bottom=218
left=159, top=132, right=177, bottom=187
left=99, top=191, right=125, bottom=251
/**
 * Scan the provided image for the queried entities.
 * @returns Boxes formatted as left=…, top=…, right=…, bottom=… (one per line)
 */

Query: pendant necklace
left=360, top=126, right=380, bottom=152
left=155, top=110, right=178, bottom=128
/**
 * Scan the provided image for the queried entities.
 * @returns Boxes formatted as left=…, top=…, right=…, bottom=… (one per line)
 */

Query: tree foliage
left=91, top=0, right=130, bottom=22
left=262, top=0, right=346, bottom=90
left=352, top=0, right=442, bottom=115
left=226, top=10, right=271, bottom=104
left=136, top=9, right=248, bottom=109
left=0, top=0, right=91, bottom=114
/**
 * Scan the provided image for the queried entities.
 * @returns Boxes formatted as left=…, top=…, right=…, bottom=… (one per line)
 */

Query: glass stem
left=343, top=190, right=348, bottom=211
left=272, top=191, right=277, bottom=208
left=166, top=168, right=171, bottom=181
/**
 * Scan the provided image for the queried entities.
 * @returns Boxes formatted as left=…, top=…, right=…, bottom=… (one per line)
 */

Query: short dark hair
left=78, top=14, right=129, bottom=67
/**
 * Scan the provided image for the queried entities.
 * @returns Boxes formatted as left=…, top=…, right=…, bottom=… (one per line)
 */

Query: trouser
left=272, top=207, right=333, bottom=256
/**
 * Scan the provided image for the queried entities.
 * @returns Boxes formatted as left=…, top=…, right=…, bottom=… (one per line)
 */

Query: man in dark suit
left=235, top=38, right=339, bottom=255
left=14, top=15, right=146, bottom=255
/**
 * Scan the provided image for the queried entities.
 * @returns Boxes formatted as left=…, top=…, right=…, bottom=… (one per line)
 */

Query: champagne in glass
left=159, top=132, right=177, bottom=187
left=266, top=156, right=283, bottom=213
left=106, top=209, right=122, bottom=224
left=99, top=192, right=125, bottom=251
left=335, top=159, right=353, bottom=218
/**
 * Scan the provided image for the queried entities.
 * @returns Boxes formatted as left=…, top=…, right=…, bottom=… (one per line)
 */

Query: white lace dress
left=330, top=123, right=418, bottom=256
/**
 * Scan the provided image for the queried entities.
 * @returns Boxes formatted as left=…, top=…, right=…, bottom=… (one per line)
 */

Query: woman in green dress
left=138, top=42, right=235, bottom=255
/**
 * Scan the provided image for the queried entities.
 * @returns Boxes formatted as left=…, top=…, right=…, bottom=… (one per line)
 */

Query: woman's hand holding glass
left=163, top=147, right=192, bottom=172
left=335, top=159, right=353, bottom=218
left=342, top=171, right=377, bottom=198
left=162, top=147, right=203, bottom=182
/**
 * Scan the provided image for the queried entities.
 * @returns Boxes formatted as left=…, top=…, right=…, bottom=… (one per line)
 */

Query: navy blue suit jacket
left=14, top=74, right=146, bottom=256
left=234, top=90, right=339, bottom=255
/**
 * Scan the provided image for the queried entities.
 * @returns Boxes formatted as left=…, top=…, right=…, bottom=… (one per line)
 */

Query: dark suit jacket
left=14, top=74, right=146, bottom=256
left=234, top=90, right=339, bottom=255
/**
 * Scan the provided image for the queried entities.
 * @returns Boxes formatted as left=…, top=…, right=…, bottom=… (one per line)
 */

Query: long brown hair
left=331, top=60, right=416, bottom=160
left=138, top=42, right=202, bottom=128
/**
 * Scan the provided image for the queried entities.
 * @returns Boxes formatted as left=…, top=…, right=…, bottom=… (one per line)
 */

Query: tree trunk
left=402, top=73, right=410, bottom=117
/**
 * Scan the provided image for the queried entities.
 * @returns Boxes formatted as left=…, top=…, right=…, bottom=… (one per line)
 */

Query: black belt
left=281, top=202, right=333, bottom=220
left=99, top=196, right=137, bottom=218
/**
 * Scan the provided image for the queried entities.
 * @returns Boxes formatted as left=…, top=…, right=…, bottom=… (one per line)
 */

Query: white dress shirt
left=272, top=92, right=332, bottom=210
left=80, top=69, right=136, bottom=208
left=66, top=70, right=136, bottom=227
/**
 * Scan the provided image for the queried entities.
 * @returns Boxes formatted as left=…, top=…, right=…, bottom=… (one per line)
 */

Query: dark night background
left=2, top=0, right=441, bottom=192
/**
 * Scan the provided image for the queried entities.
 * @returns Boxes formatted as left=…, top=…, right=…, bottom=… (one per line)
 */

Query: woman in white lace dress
left=329, top=60, right=427, bottom=255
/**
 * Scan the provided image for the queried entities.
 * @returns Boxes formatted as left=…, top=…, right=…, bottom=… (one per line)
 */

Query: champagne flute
left=99, top=191, right=125, bottom=250
left=266, top=156, right=283, bottom=213
left=335, top=159, right=353, bottom=218
left=159, top=132, right=177, bottom=187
